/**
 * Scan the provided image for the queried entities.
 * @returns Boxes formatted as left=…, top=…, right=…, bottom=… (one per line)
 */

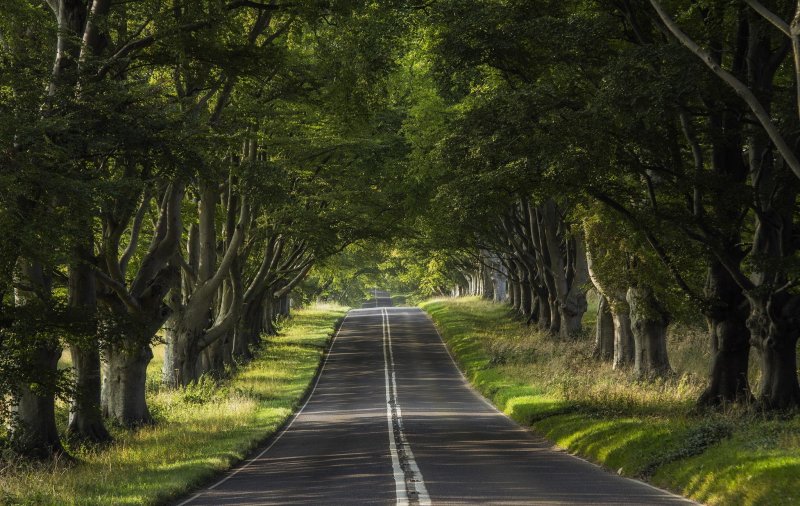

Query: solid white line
left=385, top=308, right=431, bottom=506
left=383, top=308, right=408, bottom=506
left=176, top=313, right=351, bottom=506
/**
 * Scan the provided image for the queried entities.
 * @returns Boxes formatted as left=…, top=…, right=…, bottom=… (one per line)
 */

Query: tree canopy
left=2, top=0, right=800, bottom=462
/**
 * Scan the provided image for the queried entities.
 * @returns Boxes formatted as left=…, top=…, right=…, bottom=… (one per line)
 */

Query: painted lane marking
left=383, top=308, right=408, bottom=505
left=382, top=307, right=431, bottom=506
left=176, top=313, right=350, bottom=506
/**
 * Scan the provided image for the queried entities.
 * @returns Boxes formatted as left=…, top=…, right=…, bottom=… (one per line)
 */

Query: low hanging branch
left=649, top=0, right=800, bottom=181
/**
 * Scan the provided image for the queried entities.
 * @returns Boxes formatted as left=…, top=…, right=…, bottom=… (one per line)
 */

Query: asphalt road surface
left=177, top=291, right=694, bottom=505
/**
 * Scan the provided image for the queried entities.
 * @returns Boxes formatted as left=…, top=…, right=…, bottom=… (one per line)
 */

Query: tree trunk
left=698, top=261, right=752, bottom=406
left=236, top=297, right=263, bottom=358
left=627, top=285, right=671, bottom=378
left=612, top=304, right=634, bottom=369
left=548, top=296, right=561, bottom=335
left=594, top=295, right=614, bottom=360
left=277, top=293, right=290, bottom=317
left=560, top=235, right=589, bottom=338
left=509, top=276, right=519, bottom=312
left=481, top=265, right=494, bottom=300
left=262, top=296, right=277, bottom=336
left=747, top=296, right=800, bottom=410
left=12, top=260, right=65, bottom=458
left=162, top=322, right=199, bottom=388
left=68, top=344, right=110, bottom=442
left=535, top=286, right=551, bottom=332
left=199, top=333, right=228, bottom=379
left=102, top=342, right=153, bottom=426
left=67, top=254, right=111, bottom=443
left=519, top=269, right=532, bottom=318
left=12, top=342, right=64, bottom=458
left=754, top=334, right=800, bottom=410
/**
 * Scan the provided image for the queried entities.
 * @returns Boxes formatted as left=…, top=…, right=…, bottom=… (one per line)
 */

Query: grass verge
left=0, top=303, right=348, bottom=506
left=420, top=296, right=800, bottom=506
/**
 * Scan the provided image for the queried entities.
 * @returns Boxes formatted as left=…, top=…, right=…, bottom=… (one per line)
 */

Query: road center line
left=382, top=307, right=431, bottom=506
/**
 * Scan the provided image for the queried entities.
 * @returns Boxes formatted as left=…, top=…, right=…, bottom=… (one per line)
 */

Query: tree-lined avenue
left=178, top=292, right=693, bottom=505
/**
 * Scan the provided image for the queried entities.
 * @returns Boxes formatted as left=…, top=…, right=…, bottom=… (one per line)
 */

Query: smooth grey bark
left=162, top=185, right=248, bottom=387
left=518, top=266, right=532, bottom=318
left=561, top=233, right=589, bottom=337
left=12, top=344, right=63, bottom=458
left=11, top=261, right=64, bottom=458
left=67, top=251, right=110, bottom=443
left=736, top=32, right=800, bottom=409
left=235, top=235, right=284, bottom=352
left=612, top=308, right=635, bottom=369
left=68, top=343, right=108, bottom=441
left=533, top=203, right=561, bottom=335
left=98, top=182, right=184, bottom=426
left=627, top=285, right=671, bottom=378
left=698, top=260, right=753, bottom=406
left=584, top=225, right=633, bottom=368
left=594, top=295, right=614, bottom=361
left=481, top=265, right=494, bottom=300
left=745, top=202, right=800, bottom=409
left=10, top=0, right=92, bottom=456
left=509, top=274, right=520, bottom=313
left=586, top=241, right=613, bottom=360
left=508, top=278, right=519, bottom=312
left=539, top=201, right=587, bottom=338
left=102, top=343, right=153, bottom=426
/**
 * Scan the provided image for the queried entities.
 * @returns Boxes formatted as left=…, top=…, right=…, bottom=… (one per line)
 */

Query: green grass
left=420, top=296, right=800, bottom=506
left=1, top=303, right=348, bottom=506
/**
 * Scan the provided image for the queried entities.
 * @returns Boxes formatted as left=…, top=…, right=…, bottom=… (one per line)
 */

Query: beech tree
left=404, top=0, right=800, bottom=403
left=1, top=0, right=413, bottom=458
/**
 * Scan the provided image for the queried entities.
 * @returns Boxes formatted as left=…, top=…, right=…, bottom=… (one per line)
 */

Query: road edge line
left=419, top=307, right=700, bottom=506
left=175, top=312, right=351, bottom=506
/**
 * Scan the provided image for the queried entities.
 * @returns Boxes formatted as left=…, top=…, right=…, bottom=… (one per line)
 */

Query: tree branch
left=191, top=198, right=250, bottom=308
left=744, top=0, right=790, bottom=35
left=650, top=0, right=800, bottom=181
left=119, top=188, right=151, bottom=275
left=92, top=265, right=141, bottom=312
left=273, top=259, right=314, bottom=298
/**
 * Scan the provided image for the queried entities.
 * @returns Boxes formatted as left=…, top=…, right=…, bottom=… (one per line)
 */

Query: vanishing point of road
left=177, top=291, right=694, bottom=505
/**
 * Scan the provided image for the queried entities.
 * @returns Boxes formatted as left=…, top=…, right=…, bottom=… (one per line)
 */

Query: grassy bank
left=420, top=297, right=800, bottom=506
left=0, top=303, right=348, bottom=506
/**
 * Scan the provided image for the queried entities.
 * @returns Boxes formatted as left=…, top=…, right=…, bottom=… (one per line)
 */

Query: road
left=177, top=291, right=693, bottom=505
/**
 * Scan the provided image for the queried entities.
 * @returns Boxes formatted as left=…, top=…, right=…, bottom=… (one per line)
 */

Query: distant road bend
left=177, top=290, right=694, bottom=505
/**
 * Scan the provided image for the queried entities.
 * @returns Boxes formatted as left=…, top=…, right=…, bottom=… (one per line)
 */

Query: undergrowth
left=421, top=296, right=800, bottom=506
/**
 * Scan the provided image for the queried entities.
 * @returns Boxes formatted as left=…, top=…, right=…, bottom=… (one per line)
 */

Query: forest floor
left=0, top=303, right=348, bottom=506
left=420, top=296, right=800, bottom=506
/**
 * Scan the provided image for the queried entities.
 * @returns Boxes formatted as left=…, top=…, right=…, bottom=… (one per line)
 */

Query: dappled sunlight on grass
left=0, top=304, right=348, bottom=506
left=421, top=296, right=800, bottom=505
